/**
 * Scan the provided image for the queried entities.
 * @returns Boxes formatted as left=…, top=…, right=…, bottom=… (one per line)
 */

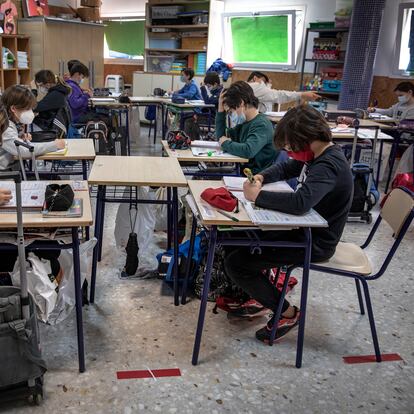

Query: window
left=222, top=10, right=304, bottom=70
left=104, top=19, right=145, bottom=61
left=395, top=3, right=414, bottom=76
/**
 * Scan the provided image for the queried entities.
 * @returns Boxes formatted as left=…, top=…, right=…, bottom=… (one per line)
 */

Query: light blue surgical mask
left=180, top=75, right=186, bottom=83
left=229, top=111, right=246, bottom=126
left=79, top=78, right=85, bottom=85
left=398, top=95, right=410, bottom=104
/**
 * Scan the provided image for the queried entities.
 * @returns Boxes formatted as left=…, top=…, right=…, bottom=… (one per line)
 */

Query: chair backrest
left=381, top=187, right=414, bottom=238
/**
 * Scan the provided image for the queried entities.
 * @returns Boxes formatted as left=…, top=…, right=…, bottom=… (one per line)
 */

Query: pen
left=217, top=209, right=239, bottom=222
left=243, top=168, right=255, bottom=183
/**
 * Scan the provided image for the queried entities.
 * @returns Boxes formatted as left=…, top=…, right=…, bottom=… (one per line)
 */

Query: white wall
left=101, top=0, right=147, bottom=18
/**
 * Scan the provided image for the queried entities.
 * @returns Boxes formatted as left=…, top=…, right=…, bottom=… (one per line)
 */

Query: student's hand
left=54, top=139, right=66, bottom=149
left=367, top=107, right=376, bottom=113
left=86, top=89, right=94, bottom=98
left=0, top=188, right=12, bottom=206
left=22, top=133, right=32, bottom=142
left=243, top=180, right=262, bottom=202
left=300, top=91, right=321, bottom=101
left=219, top=136, right=231, bottom=146
left=254, top=174, right=264, bottom=185
left=218, top=90, right=227, bottom=112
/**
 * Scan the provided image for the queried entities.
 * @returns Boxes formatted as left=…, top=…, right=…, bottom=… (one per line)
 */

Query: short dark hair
left=222, top=81, right=259, bottom=110
left=2, top=85, right=37, bottom=117
left=68, top=59, right=81, bottom=72
left=204, top=71, right=220, bottom=86
left=181, top=68, right=194, bottom=80
left=274, top=104, right=332, bottom=151
left=394, top=81, right=414, bottom=94
left=247, top=71, right=270, bottom=83
left=70, top=62, right=89, bottom=77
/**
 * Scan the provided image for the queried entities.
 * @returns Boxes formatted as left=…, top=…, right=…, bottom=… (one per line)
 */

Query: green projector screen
left=230, top=15, right=288, bottom=63
left=105, top=20, right=145, bottom=56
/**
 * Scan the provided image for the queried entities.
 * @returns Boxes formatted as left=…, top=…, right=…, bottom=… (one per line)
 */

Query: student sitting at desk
left=368, top=81, right=414, bottom=121
left=217, top=81, right=277, bottom=174
left=224, top=105, right=353, bottom=342
left=33, top=69, right=72, bottom=136
left=172, top=68, right=202, bottom=101
left=200, top=71, right=223, bottom=110
left=0, top=86, right=65, bottom=171
left=247, top=71, right=320, bottom=113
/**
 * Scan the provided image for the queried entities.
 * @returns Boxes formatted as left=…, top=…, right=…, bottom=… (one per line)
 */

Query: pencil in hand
left=243, top=168, right=255, bottom=184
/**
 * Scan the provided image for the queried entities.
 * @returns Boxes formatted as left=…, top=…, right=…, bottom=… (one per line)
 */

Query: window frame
left=394, top=2, right=414, bottom=77
left=221, top=10, right=297, bottom=71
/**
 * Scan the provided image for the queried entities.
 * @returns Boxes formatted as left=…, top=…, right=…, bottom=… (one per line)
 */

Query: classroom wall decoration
left=0, top=1, right=18, bottom=34
left=24, top=0, right=49, bottom=17
left=338, top=0, right=386, bottom=110
left=230, top=15, right=288, bottom=63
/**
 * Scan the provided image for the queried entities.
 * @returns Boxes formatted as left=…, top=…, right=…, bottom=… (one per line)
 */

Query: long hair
left=1, top=85, right=37, bottom=122
left=35, top=69, right=71, bottom=95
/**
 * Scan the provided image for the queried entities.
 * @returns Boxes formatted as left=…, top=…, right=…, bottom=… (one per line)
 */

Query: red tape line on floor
left=343, top=353, right=402, bottom=364
left=117, top=368, right=181, bottom=380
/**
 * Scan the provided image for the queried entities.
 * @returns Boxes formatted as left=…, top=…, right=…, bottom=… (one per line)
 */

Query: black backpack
left=109, top=126, right=128, bottom=156
left=85, top=121, right=112, bottom=155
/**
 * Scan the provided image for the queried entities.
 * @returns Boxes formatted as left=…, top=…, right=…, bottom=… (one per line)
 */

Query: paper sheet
left=265, top=111, right=287, bottom=117
left=0, top=181, right=48, bottom=208
left=190, top=147, right=241, bottom=159
left=224, top=177, right=293, bottom=192
left=191, top=140, right=221, bottom=149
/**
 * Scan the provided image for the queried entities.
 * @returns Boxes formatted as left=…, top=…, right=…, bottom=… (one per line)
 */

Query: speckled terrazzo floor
left=1, top=129, right=413, bottom=414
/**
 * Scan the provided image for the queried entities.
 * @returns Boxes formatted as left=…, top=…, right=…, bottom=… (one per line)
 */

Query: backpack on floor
left=109, top=126, right=128, bottom=156
left=85, top=121, right=112, bottom=155
left=167, top=130, right=191, bottom=150
left=184, top=115, right=201, bottom=141
left=350, top=163, right=379, bottom=213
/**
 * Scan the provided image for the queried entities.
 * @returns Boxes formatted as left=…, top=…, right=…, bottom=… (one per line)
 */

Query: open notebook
left=224, top=176, right=293, bottom=192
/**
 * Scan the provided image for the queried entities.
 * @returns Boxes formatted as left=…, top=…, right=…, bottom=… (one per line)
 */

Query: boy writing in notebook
left=224, top=105, right=353, bottom=342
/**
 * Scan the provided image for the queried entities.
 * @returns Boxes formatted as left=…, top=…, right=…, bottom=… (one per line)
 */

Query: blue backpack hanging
left=206, top=59, right=232, bottom=81
left=145, top=105, right=157, bottom=122
left=157, top=231, right=206, bottom=284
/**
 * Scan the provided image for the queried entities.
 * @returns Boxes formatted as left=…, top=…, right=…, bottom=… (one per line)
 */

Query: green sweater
left=216, top=112, right=277, bottom=174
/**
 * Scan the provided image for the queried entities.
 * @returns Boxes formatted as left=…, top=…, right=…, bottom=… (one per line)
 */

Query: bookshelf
left=0, top=35, right=31, bottom=93
left=144, top=0, right=211, bottom=76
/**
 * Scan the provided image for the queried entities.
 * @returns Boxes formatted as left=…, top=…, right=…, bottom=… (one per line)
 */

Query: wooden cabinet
left=18, top=17, right=104, bottom=88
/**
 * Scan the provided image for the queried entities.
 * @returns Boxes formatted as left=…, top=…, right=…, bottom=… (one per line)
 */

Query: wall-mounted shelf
left=304, top=59, right=345, bottom=64
left=146, top=48, right=207, bottom=53
left=147, top=24, right=209, bottom=30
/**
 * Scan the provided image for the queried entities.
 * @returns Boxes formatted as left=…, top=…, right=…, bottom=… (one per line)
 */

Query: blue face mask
left=180, top=75, right=186, bottom=83
left=229, top=111, right=246, bottom=126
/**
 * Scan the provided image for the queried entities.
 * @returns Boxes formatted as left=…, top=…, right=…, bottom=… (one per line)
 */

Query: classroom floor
left=2, top=127, right=414, bottom=414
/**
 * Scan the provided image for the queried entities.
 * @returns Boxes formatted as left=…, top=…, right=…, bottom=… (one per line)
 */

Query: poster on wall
left=24, top=0, right=50, bottom=17
left=0, top=1, right=18, bottom=34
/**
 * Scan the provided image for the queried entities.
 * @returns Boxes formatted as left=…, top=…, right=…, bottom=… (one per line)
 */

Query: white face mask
left=79, top=78, right=85, bottom=85
left=38, top=86, right=48, bottom=95
left=19, top=110, right=35, bottom=125
left=398, top=95, right=410, bottom=104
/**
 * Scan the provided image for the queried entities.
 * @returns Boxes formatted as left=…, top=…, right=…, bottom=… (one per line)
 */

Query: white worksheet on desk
left=232, top=192, right=327, bottom=227
left=224, top=177, right=293, bottom=192
left=265, top=111, right=287, bottom=117
left=191, top=140, right=221, bottom=149
left=0, top=181, right=48, bottom=208
left=190, top=147, right=242, bottom=159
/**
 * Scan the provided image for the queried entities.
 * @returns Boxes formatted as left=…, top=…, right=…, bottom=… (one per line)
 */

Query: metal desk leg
left=167, top=187, right=172, bottom=250
left=172, top=187, right=180, bottom=306
left=384, top=135, right=400, bottom=194
left=126, top=108, right=131, bottom=156
left=97, top=187, right=106, bottom=262
left=296, top=228, right=312, bottom=368
left=90, top=185, right=104, bottom=304
left=82, top=159, right=90, bottom=240
left=376, top=140, right=384, bottom=188
left=162, top=104, right=166, bottom=140
left=192, top=226, right=218, bottom=365
left=72, top=227, right=85, bottom=373
left=181, top=214, right=197, bottom=305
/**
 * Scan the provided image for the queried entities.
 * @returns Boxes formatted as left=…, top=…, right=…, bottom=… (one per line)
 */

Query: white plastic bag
left=114, top=187, right=159, bottom=274
left=395, top=144, right=414, bottom=176
left=47, top=238, right=97, bottom=326
left=11, top=253, right=57, bottom=323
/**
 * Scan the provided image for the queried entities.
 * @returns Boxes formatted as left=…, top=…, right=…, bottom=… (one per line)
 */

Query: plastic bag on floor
left=11, top=253, right=57, bottom=323
left=47, top=238, right=97, bottom=326
left=114, top=186, right=159, bottom=275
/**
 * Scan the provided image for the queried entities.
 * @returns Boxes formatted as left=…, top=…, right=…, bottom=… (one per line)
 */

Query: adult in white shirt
left=247, top=71, right=320, bottom=113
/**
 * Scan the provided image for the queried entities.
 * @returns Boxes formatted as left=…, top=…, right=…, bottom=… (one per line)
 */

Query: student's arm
left=215, top=111, right=237, bottom=139
left=69, top=88, right=89, bottom=110
left=220, top=122, right=268, bottom=158
left=1, top=126, right=59, bottom=157
left=255, top=159, right=337, bottom=215
left=176, top=83, right=198, bottom=100
left=200, top=85, right=219, bottom=106
left=254, top=83, right=301, bottom=105
left=34, top=91, right=65, bottom=113
left=373, top=105, right=395, bottom=117
left=259, top=159, right=305, bottom=183
left=404, top=106, right=414, bottom=119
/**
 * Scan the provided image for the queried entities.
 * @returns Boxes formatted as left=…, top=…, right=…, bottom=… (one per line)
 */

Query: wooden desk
left=186, top=179, right=326, bottom=368
left=89, top=98, right=131, bottom=108
left=38, top=139, right=95, bottom=161
left=88, top=155, right=187, bottom=306
left=129, top=96, right=171, bottom=104
left=161, top=140, right=248, bottom=164
left=0, top=180, right=93, bottom=373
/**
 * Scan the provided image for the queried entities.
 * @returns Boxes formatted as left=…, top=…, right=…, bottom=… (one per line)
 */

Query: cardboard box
left=77, top=7, right=100, bottom=22
left=81, top=0, right=101, bottom=6
left=181, top=37, right=207, bottom=50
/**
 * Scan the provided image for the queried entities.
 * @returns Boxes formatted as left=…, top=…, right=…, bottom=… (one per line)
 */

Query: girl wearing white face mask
left=368, top=82, right=414, bottom=121
left=0, top=85, right=65, bottom=171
